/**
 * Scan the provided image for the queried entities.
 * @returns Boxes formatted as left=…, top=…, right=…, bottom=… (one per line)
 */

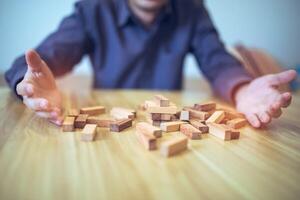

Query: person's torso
left=81, top=0, right=200, bottom=90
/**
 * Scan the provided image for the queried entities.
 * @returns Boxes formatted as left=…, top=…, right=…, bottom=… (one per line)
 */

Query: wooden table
left=0, top=88, right=299, bottom=200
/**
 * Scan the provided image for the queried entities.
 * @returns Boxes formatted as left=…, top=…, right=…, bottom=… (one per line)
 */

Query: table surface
left=0, top=88, right=299, bottom=200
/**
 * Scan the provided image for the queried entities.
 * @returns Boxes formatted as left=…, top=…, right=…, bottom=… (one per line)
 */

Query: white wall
left=0, top=0, right=299, bottom=79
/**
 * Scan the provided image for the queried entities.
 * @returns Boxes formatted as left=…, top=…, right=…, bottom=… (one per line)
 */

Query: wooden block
left=136, top=122, right=162, bottom=138
left=189, top=119, right=209, bottom=133
left=230, top=129, right=240, bottom=140
left=146, top=105, right=178, bottom=114
left=207, top=123, right=232, bottom=141
left=86, top=116, right=115, bottom=128
left=180, top=124, right=201, bottom=140
left=206, top=111, right=225, bottom=124
left=151, top=113, right=161, bottom=121
left=179, top=110, right=190, bottom=121
left=154, top=94, right=170, bottom=107
left=160, top=121, right=187, bottom=132
left=110, top=118, right=133, bottom=132
left=226, top=118, right=247, bottom=129
left=136, top=131, right=157, bottom=150
left=194, top=102, right=216, bottom=111
left=80, top=106, right=105, bottom=115
left=160, top=136, right=188, bottom=157
left=81, top=124, right=97, bottom=142
left=62, top=116, right=75, bottom=132
left=110, top=107, right=136, bottom=120
left=171, top=114, right=179, bottom=121
left=144, top=100, right=158, bottom=109
left=74, top=114, right=89, bottom=129
left=151, top=113, right=172, bottom=121
left=217, top=106, right=245, bottom=120
left=183, top=107, right=209, bottom=120
left=68, top=109, right=79, bottom=117
left=152, top=120, right=162, bottom=127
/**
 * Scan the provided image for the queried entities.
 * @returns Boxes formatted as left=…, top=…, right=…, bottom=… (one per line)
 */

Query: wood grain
left=0, top=88, right=300, bottom=200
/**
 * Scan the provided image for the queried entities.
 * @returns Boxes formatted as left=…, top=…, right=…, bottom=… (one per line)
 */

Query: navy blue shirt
left=5, top=0, right=252, bottom=102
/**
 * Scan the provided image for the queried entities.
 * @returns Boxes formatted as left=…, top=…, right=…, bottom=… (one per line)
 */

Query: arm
left=4, top=2, right=93, bottom=125
left=189, top=3, right=297, bottom=128
left=5, top=2, right=93, bottom=97
left=189, top=3, right=252, bottom=102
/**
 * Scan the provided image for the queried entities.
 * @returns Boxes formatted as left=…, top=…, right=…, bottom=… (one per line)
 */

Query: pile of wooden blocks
left=62, top=106, right=136, bottom=142
left=136, top=95, right=247, bottom=157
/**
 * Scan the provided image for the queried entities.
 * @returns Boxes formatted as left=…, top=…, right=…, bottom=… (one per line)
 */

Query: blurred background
left=0, top=0, right=299, bottom=89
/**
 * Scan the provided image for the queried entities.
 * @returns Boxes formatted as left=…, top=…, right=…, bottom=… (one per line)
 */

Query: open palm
left=16, top=50, right=62, bottom=125
left=235, top=70, right=296, bottom=128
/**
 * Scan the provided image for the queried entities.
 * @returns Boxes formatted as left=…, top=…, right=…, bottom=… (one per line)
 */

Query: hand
left=16, top=49, right=63, bottom=125
left=234, top=70, right=297, bottom=128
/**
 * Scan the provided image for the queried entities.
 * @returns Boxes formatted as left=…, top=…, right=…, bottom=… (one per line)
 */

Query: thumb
left=25, top=49, right=45, bottom=72
left=268, top=70, right=297, bottom=86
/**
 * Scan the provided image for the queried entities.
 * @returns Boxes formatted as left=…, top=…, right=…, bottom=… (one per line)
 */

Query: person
left=5, top=0, right=296, bottom=127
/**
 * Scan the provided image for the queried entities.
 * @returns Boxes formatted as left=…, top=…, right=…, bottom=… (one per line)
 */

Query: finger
left=35, top=110, right=59, bottom=119
left=16, top=82, right=34, bottom=97
left=281, top=92, right=292, bottom=108
left=257, top=111, right=271, bottom=124
left=25, top=49, right=45, bottom=72
left=49, top=116, right=63, bottom=126
left=23, top=98, right=51, bottom=112
left=267, top=103, right=281, bottom=118
left=268, top=70, right=297, bottom=86
left=272, top=108, right=282, bottom=118
left=246, top=113, right=261, bottom=128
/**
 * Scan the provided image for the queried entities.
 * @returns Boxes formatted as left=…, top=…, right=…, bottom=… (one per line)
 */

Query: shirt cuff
left=212, top=66, right=253, bottom=103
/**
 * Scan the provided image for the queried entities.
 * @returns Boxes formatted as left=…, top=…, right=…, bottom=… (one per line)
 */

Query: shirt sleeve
left=4, top=2, right=93, bottom=98
left=189, top=3, right=253, bottom=103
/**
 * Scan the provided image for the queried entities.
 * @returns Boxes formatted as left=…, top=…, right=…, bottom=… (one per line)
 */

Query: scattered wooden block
left=226, top=118, right=247, bottom=129
left=154, top=94, right=170, bottom=107
left=207, top=123, right=232, bottom=141
left=151, top=113, right=172, bottom=121
left=180, top=124, right=201, bottom=140
left=189, top=119, right=209, bottom=133
left=217, top=106, right=245, bottom=120
left=183, top=107, right=209, bottom=120
left=136, top=122, right=162, bottom=138
left=206, top=111, right=225, bottom=124
left=146, top=105, right=178, bottom=114
left=68, top=109, right=79, bottom=117
left=144, top=100, right=158, bottom=109
left=160, top=121, right=187, bottom=132
left=81, top=124, right=97, bottom=142
left=110, top=107, right=136, bottom=120
left=74, top=114, right=89, bottom=129
left=194, top=102, right=216, bottom=111
left=110, top=118, right=133, bottom=132
left=171, top=114, right=179, bottom=121
left=62, top=116, right=75, bottom=132
left=230, top=129, right=240, bottom=140
left=151, top=113, right=161, bottom=121
left=136, top=131, right=157, bottom=150
left=160, top=136, right=188, bottom=157
left=80, top=106, right=105, bottom=115
left=179, top=110, right=190, bottom=121
left=86, top=116, right=115, bottom=128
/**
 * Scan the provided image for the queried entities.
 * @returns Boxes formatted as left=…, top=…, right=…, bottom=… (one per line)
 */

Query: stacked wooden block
left=144, top=95, right=179, bottom=127
left=136, top=96, right=248, bottom=157
left=62, top=106, right=136, bottom=142
left=137, top=95, right=190, bottom=157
